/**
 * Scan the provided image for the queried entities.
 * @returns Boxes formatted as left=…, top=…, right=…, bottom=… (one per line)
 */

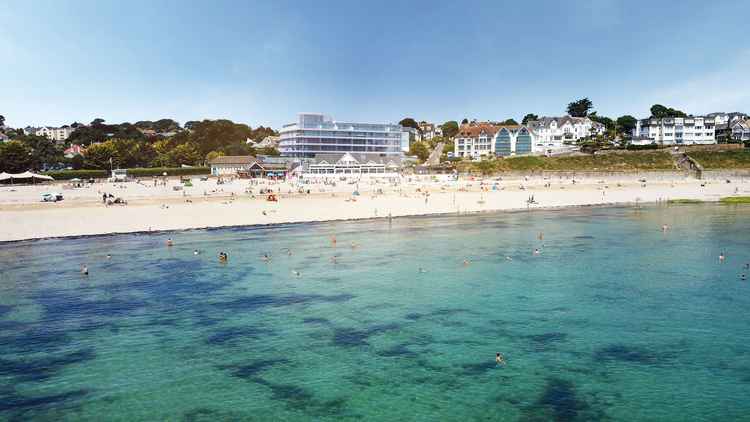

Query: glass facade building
left=279, top=113, right=405, bottom=158
left=515, top=128, right=532, bottom=154
left=494, top=128, right=512, bottom=157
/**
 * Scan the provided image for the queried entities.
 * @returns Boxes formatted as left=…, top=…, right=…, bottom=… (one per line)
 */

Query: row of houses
left=631, top=112, right=749, bottom=145
left=453, top=116, right=604, bottom=159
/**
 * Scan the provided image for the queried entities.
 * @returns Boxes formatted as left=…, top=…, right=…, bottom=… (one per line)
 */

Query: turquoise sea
left=1, top=204, right=750, bottom=421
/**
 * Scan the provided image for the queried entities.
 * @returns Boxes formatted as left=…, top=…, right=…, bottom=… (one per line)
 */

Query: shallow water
left=1, top=204, right=749, bottom=421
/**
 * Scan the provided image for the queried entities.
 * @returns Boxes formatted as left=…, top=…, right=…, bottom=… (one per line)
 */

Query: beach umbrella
left=70, top=178, right=81, bottom=182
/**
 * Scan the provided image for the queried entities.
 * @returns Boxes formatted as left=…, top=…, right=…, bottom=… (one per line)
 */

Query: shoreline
left=0, top=197, right=732, bottom=245
left=1, top=174, right=747, bottom=243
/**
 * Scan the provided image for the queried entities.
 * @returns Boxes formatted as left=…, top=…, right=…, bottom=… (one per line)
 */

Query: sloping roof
left=209, top=155, right=257, bottom=165
left=456, top=123, right=502, bottom=138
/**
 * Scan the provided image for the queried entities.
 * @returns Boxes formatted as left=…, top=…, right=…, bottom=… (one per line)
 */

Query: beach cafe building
left=208, top=155, right=289, bottom=178
left=302, top=152, right=402, bottom=179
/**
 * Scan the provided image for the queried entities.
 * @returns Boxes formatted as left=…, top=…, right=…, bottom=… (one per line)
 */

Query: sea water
left=1, top=204, right=749, bottom=421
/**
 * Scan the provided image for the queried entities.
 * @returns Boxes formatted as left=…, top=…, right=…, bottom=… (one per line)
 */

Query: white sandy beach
left=1, top=173, right=748, bottom=242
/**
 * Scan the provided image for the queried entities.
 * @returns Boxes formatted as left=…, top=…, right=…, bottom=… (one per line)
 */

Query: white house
left=418, top=122, right=443, bottom=140
left=24, top=126, right=76, bottom=142
left=632, top=116, right=716, bottom=145
left=730, top=119, right=750, bottom=142
left=453, top=123, right=501, bottom=159
left=526, top=116, right=604, bottom=150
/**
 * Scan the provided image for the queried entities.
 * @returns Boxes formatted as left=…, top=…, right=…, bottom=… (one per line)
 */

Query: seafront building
left=453, top=122, right=502, bottom=159
left=706, top=112, right=748, bottom=142
left=302, top=152, right=402, bottom=179
left=631, top=116, right=717, bottom=145
left=418, top=122, right=442, bottom=140
left=526, top=116, right=605, bottom=150
left=730, top=119, right=750, bottom=142
left=23, top=125, right=75, bottom=142
left=453, top=122, right=555, bottom=158
left=208, top=155, right=291, bottom=178
left=279, top=113, right=405, bottom=158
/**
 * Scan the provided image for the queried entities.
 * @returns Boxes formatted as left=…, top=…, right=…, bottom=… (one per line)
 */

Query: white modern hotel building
left=279, top=113, right=406, bottom=158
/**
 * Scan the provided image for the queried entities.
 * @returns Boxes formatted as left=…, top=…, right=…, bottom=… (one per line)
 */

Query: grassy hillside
left=687, top=150, right=750, bottom=169
left=456, top=151, right=675, bottom=174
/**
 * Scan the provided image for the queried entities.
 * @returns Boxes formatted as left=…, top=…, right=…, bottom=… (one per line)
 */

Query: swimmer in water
left=538, top=232, right=544, bottom=240
left=744, top=263, right=749, bottom=270
left=194, top=249, right=199, bottom=255
left=506, top=256, right=513, bottom=261
left=661, top=224, right=668, bottom=232
left=351, top=241, right=358, bottom=249
left=418, top=267, right=427, bottom=273
left=496, top=352, right=505, bottom=365
left=533, top=248, right=540, bottom=255
left=218, top=252, right=228, bottom=262
left=463, top=259, right=470, bottom=266
left=293, top=270, right=301, bottom=277
left=741, top=274, right=747, bottom=281
left=81, top=264, right=88, bottom=275
left=331, top=235, right=337, bottom=247
left=106, top=254, right=111, bottom=259
left=166, top=238, right=174, bottom=247
left=262, top=253, right=270, bottom=262
left=719, top=253, right=725, bottom=262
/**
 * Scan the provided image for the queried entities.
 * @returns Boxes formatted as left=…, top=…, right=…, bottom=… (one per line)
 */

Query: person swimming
left=744, top=263, right=749, bottom=270
left=330, top=256, right=338, bottom=264
left=166, top=238, right=174, bottom=247
left=496, top=352, right=505, bottom=365
left=538, top=232, right=544, bottom=240
left=194, top=249, right=199, bottom=255
left=293, top=270, right=301, bottom=277
left=533, top=248, right=540, bottom=255
left=262, top=253, right=270, bottom=262
left=331, top=235, right=337, bottom=247
left=741, top=274, right=747, bottom=281
left=81, top=265, right=88, bottom=276
left=463, top=259, right=470, bottom=266
left=719, top=253, right=725, bottom=262
left=106, top=254, right=112, bottom=259
left=505, top=256, right=513, bottom=261
left=351, top=241, right=358, bottom=249
left=218, top=252, right=228, bottom=262
left=418, top=267, right=427, bottom=273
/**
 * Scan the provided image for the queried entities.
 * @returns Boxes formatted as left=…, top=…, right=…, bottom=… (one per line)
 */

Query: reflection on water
left=1, top=204, right=750, bottom=421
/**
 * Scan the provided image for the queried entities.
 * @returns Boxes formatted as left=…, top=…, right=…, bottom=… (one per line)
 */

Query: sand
left=1, top=173, right=747, bottom=242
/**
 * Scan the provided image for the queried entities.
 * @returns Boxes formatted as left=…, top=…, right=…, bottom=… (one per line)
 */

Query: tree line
left=0, top=117, right=279, bottom=173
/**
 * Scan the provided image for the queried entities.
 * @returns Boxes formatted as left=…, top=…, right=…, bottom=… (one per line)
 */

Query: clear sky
left=2, top=0, right=748, bottom=129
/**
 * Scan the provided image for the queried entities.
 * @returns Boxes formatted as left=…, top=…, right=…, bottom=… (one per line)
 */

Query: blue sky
left=2, top=0, right=748, bottom=129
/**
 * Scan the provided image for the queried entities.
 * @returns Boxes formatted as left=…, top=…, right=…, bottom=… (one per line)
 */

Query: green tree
left=184, top=119, right=254, bottom=156
left=649, top=104, right=687, bottom=119
left=19, top=135, right=64, bottom=169
left=522, top=114, right=539, bottom=125
left=399, top=118, right=420, bottom=131
left=70, top=154, right=84, bottom=170
left=408, top=141, right=430, bottom=161
left=500, top=118, right=519, bottom=125
left=616, top=115, right=637, bottom=136
left=205, top=151, right=225, bottom=163
left=0, top=141, right=33, bottom=172
left=0, top=115, right=5, bottom=127
left=441, top=121, right=459, bottom=139
left=461, top=118, right=469, bottom=124
left=588, top=113, right=615, bottom=132
left=169, top=143, right=202, bottom=166
left=83, top=142, right=118, bottom=169
left=567, top=98, right=593, bottom=117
